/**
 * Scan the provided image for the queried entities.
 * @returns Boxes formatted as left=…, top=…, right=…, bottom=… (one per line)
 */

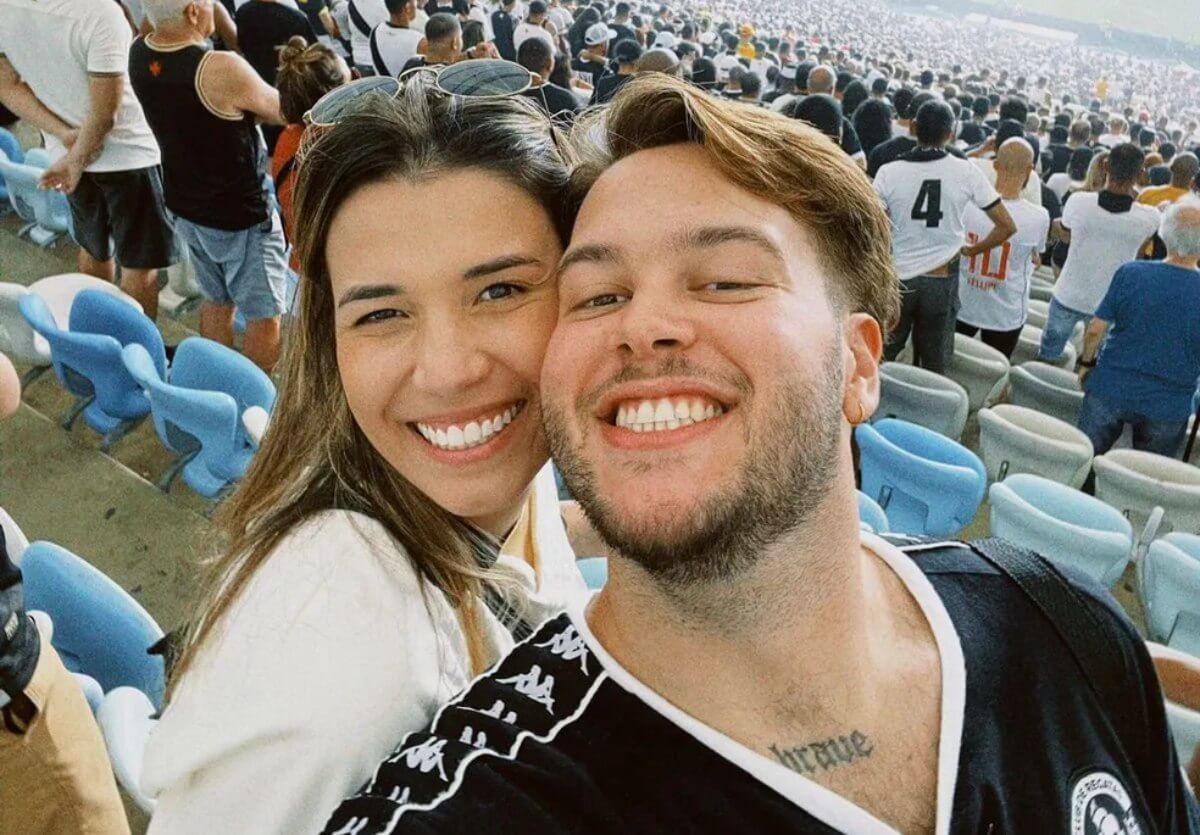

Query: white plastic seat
left=0, top=507, right=28, bottom=565
left=1029, top=282, right=1055, bottom=303
left=1011, top=324, right=1076, bottom=369
left=876, top=363, right=969, bottom=440
left=1142, top=538, right=1200, bottom=644
left=945, top=334, right=1009, bottom=412
left=1167, top=700, right=1200, bottom=767
left=96, top=687, right=157, bottom=814
left=1009, top=361, right=1085, bottom=426
left=977, top=404, right=1094, bottom=487
left=1094, top=449, right=1200, bottom=534
left=160, top=247, right=203, bottom=317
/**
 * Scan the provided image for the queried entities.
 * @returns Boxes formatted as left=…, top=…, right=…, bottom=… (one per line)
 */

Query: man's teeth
left=614, top=397, right=724, bottom=433
left=416, top=404, right=519, bottom=451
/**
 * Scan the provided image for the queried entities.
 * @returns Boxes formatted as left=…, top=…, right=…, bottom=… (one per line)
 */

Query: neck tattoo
left=769, top=730, right=874, bottom=776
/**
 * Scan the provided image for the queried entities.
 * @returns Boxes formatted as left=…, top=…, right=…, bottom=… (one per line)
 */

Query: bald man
left=956, top=139, right=1051, bottom=357
left=805, top=64, right=835, bottom=94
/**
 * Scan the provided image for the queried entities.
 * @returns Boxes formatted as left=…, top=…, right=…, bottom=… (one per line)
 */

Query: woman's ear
left=841, top=312, right=882, bottom=425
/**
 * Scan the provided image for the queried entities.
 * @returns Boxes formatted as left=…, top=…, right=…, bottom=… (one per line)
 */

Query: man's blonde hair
left=570, top=75, right=900, bottom=331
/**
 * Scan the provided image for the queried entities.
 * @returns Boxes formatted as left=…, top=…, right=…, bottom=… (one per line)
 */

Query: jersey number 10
left=910, top=179, right=944, bottom=228
left=965, top=232, right=1012, bottom=281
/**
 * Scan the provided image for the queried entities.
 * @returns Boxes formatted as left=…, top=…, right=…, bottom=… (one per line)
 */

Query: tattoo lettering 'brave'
left=769, top=730, right=874, bottom=776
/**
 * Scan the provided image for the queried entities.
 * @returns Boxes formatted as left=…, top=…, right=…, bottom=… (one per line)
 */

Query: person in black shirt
left=571, top=22, right=614, bottom=87
left=234, top=0, right=317, bottom=87
left=609, top=1, right=637, bottom=44
left=517, top=37, right=579, bottom=125
left=323, top=75, right=1200, bottom=835
left=591, top=38, right=640, bottom=105
left=1046, top=125, right=1073, bottom=176
left=398, top=12, right=475, bottom=73
left=490, top=0, right=518, bottom=60
left=958, top=96, right=992, bottom=147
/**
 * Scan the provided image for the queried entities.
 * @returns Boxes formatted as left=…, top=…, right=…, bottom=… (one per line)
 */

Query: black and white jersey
left=322, top=535, right=1200, bottom=835
left=873, top=148, right=1001, bottom=281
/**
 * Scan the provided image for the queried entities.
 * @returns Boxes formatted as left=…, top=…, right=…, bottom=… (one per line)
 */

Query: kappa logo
left=461, top=698, right=518, bottom=724
left=393, top=737, right=450, bottom=782
left=497, top=664, right=557, bottom=713
left=536, top=623, right=589, bottom=674
left=1069, top=770, right=1144, bottom=835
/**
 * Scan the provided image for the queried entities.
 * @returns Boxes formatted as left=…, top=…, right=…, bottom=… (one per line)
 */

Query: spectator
left=840, top=78, right=868, bottom=119
left=234, top=0, right=316, bottom=87
left=689, top=55, right=717, bottom=90
left=1046, top=131, right=1094, bottom=200
left=609, top=1, right=637, bottom=44
left=513, top=0, right=555, bottom=55
left=958, top=95, right=992, bottom=146
left=853, top=98, right=893, bottom=158
left=1038, top=143, right=1159, bottom=364
left=1099, top=115, right=1128, bottom=149
left=143, top=74, right=587, bottom=835
left=398, top=13, right=478, bottom=72
left=517, top=37, right=579, bottom=124
left=792, top=93, right=842, bottom=143
left=368, top=0, right=424, bottom=77
left=737, top=69, right=762, bottom=103
left=1076, top=200, right=1200, bottom=457
left=272, top=36, right=348, bottom=271
left=867, top=89, right=936, bottom=176
left=344, top=0, right=389, bottom=74
left=132, top=0, right=288, bottom=372
left=489, top=0, right=517, bottom=61
left=637, top=47, right=682, bottom=79
left=1139, top=153, right=1200, bottom=208
left=591, top=38, right=641, bottom=105
left=956, top=139, right=1051, bottom=357
left=0, top=0, right=175, bottom=320
left=875, top=100, right=1016, bottom=372
left=572, top=22, right=615, bottom=87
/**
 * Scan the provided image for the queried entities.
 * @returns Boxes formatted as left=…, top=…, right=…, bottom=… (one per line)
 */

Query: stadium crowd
left=2, top=0, right=1200, bottom=830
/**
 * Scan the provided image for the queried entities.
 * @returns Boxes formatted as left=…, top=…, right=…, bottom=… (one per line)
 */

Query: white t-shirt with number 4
left=873, top=152, right=1001, bottom=281
left=957, top=198, right=1050, bottom=332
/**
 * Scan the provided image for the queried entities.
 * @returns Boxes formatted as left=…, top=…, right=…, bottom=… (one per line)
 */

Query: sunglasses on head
left=304, top=59, right=536, bottom=128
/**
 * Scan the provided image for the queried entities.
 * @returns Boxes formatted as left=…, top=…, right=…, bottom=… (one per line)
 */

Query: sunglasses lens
left=310, top=76, right=400, bottom=124
left=437, top=59, right=531, bottom=97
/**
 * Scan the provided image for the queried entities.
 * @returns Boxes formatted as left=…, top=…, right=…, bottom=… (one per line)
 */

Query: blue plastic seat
left=123, top=337, right=276, bottom=497
left=1163, top=532, right=1200, bottom=564
left=576, top=557, right=608, bottom=590
left=20, top=289, right=164, bottom=449
left=21, top=541, right=165, bottom=709
left=856, top=419, right=986, bottom=537
left=0, top=147, right=72, bottom=245
left=989, top=473, right=1134, bottom=588
left=857, top=490, right=889, bottom=534
left=0, top=127, right=23, bottom=207
left=1142, top=537, right=1200, bottom=646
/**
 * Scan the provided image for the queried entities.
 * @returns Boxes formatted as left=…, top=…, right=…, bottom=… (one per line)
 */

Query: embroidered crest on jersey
left=1069, top=770, right=1144, bottom=835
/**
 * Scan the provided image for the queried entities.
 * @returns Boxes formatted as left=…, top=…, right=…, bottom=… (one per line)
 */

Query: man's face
left=542, top=145, right=855, bottom=583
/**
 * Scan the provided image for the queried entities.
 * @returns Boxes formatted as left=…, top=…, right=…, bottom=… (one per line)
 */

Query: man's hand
left=467, top=42, right=499, bottom=59
left=960, top=243, right=978, bottom=259
left=39, top=153, right=85, bottom=195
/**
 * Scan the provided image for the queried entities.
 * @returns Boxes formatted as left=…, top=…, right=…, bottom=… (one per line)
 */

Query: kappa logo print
left=461, top=698, right=518, bottom=724
left=536, top=623, right=590, bottom=673
left=497, top=664, right=557, bottom=713
left=1069, top=771, right=1144, bottom=835
left=328, top=817, right=369, bottom=835
left=393, top=737, right=450, bottom=782
left=460, top=726, right=488, bottom=748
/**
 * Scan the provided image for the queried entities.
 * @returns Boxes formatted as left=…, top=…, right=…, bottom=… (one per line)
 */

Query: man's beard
left=544, top=342, right=846, bottom=587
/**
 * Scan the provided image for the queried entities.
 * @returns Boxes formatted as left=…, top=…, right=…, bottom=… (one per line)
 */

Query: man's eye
left=582, top=293, right=627, bottom=309
left=478, top=283, right=523, bottom=302
left=355, top=308, right=405, bottom=326
left=705, top=281, right=749, bottom=291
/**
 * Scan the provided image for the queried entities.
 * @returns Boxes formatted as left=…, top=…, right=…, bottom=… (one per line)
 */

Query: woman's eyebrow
left=337, top=284, right=404, bottom=309
left=462, top=254, right=543, bottom=280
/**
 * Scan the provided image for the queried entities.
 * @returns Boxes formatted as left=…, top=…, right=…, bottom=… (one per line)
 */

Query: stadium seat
left=122, top=337, right=276, bottom=497
left=1093, top=449, right=1200, bottom=534
left=857, top=490, right=889, bottom=534
left=1011, top=324, right=1076, bottom=369
left=1009, top=361, right=1085, bottom=425
left=0, top=506, right=29, bottom=565
left=1166, top=699, right=1200, bottom=768
left=1028, top=281, right=1055, bottom=303
left=856, top=419, right=986, bottom=537
left=945, top=334, right=1009, bottom=412
left=0, top=127, right=22, bottom=208
left=977, top=404, right=1093, bottom=487
left=989, top=473, right=1133, bottom=588
left=1025, top=299, right=1050, bottom=329
left=1162, top=532, right=1200, bottom=564
left=576, top=557, right=608, bottom=590
left=242, top=405, right=270, bottom=447
left=0, top=148, right=72, bottom=246
left=97, top=687, right=158, bottom=814
left=20, top=289, right=164, bottom=450
left=875, top=362, right=969, bottom=440
left=161, top=247, right=203, bottom=318
left=1142, top=537, right=1200, bottom=646
left=21, top=541, right=166, bottom=708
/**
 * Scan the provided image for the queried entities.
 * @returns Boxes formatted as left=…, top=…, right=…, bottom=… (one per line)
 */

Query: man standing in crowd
left=1076, top=201, right=1200, bottom=457
left=345, top=0, right=390, bottom=74
left=0, top=0, right=175, bottom=320
left=1046, top=120, right=1095, bottom=199
left=572, top=22, right=614, bottom=88
left=1038, top=143, right=1159, bottom=363
left=513, top=1, right=555, bottom=56
left=132, top=0, right=289, bottom=372
left=867, top=90, right=936, bottom=176
left=874, top=101, right=1016, bottom=372
left=490, top=0, right=518, bottom=61
left=956, top=139, right=1050, bottom=358
left=609, top=2, right=637, bottom=45
left=804, top=64, right=865, bottom=167
left=235, top=0, right=317, bottom=86
left=517, top=38, right=578, bottom=124
left=1139, top=153, right=1200, bottom=209
left=369, top=0, right=424, bottom=77
left=323, top=75, right=1200, bottom=835
left=591, top=39, right=641, bottom=105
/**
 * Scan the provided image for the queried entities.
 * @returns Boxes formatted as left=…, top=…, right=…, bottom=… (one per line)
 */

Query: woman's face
left=327, top=169, right=562, bottom=535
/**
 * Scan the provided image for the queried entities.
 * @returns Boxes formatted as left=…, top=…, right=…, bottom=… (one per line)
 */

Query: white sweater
left=143, top=465, right=587, bottom=834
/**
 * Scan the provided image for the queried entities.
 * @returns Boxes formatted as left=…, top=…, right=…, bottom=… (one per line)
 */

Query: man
left=368, top=0, right=424, bottom=77
left=1099, top=115, right=1128, bottom=149
left=513, top=0, right=555, bottom=55
left=1038, top=143, right=1159, bottom=364
left=875, top=101, right=1017, bottom=372
left=489, top=0, right=517, bottom=61
left=738, top=71, right=762, bottom=105
left=235, top=0, right=317, bottom=86
left=345, top=0, right=389, bottom=73
left=572, top=22, right=614, bottom=88
left=133, top=0, right=288, bottom=372
left=0, top=0, right=174, bottom=319
left=1046, top=120, right=1093, bottom=199
left=1139, top=153, right=1200, bottom=209
left=803, top=65, right=864, bottom=168
left=956, top=139, right=1051, bottom=358
left=1076, top=200, right=1200, bottom=458
left=399, top=13, right=475, bottom=72
left=735, top=23, right=754, bottom=60
left=957, top=96, right=991, bottom=147
left=868, top=90, right=936, bottom=177
left=609, top=2, right=637, bottom=45
left=517, top=37, right=578, bottom=124
left=323, top=74, right=1200, bottom=835
left=591, top=38, right=640, bottom=105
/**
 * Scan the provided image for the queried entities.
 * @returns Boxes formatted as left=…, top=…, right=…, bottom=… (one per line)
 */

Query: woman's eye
left=582, top=293, right=627, bottom=309
left=704, top=281, right=749, bottom=291
left=478, top=283, right=523, bottom=302
left=355, top=308, right=405, bottom=326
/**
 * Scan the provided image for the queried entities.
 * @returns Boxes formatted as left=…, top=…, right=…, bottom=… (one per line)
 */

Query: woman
left=142, top=73, right=589, bottom=833
left=272, top=36, right=349, bottom=271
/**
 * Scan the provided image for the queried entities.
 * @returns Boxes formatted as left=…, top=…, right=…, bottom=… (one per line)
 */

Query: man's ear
left=841, top=312, right=882, bottom=425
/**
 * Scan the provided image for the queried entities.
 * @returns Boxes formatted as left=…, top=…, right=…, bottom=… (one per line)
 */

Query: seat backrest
left=1094, top=449, right=1200, bottom=533
left=877, top=363, right=969, bottom=439
left=1000, top=473, right=1132, bottom=537
left=0, top=154, right=40, bottom=223
left=0, top=282, right=43, bottom=363
left=21, top=149, right=71, bottom=231
left=0, top=131, right=21, bottom=200
left=1144, top=540, right=1200, bottom=642
left=978, top=406, right=1094, bottom=487
left=171, top=337, right=276, bottom=413
left=21, top=541, right=165, bottom=708
left=1163, top=532, right=1200, bottom=563
left=856, top=490, right=890, bottom=533
left=576, top=557, right=608, bottom=590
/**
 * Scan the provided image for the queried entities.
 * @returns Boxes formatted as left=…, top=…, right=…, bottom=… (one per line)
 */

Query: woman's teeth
left=416, top=403, right=520, bottom=451
left=614, top=397, right=724, bottom=433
